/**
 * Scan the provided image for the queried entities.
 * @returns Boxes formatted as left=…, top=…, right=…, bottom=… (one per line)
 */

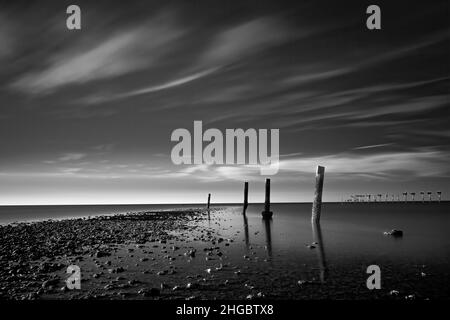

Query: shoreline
left=1, top=206, right=448, bottom=300
left=0, top=209, right=213, bottom=300
left=0, top=201, right=447, bottom=226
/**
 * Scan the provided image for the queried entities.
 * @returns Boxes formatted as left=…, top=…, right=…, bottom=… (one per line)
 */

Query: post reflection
left=312, top=221, right=328, bottom=283
left=263, top=217, right=273, bottom=259
left=243, top=213, right=250, bottom=250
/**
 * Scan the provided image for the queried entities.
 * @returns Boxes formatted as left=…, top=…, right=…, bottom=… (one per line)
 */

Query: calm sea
left=1, top=202, right=449, bottom=298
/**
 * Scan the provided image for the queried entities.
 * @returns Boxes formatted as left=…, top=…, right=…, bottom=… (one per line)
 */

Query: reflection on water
left=243, top=214, right=249, bottom=249
left=312, top=221, right=328, bottom=283
left=206, top=203, right=450, bottom=298
left=263, top=217, right=273, bottom=259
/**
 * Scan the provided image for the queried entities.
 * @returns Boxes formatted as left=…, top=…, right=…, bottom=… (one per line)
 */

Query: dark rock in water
left=39, top=262, right=65, bottom=273
left=384, top=229, right=404, bottom=237
left=185, top=249, right=196, bottom=258
left=95, top=251, right=110, bottom=258
left=138, top=288, right=161, bottom=297
left=108, top=267, right=125, bottom=273
left=186, top=282, right=199, bottom=289
left=42, top=278, right=59, bottom=288
left=160, top=283, right=170, bottom=290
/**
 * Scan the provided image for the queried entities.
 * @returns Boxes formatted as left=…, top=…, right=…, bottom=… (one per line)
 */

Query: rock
left=42, top=278, right=59, bottom=289
left=94, top=251, right=110, bottom=258
left=138, top=288, right=160, bottom=297
left=108, top=267, right=125, bottom=273
left=160, top=283, right=170, bottom=290
left=389, top=290, right=400, bottom=296
left=384, top=229, right=403, bottom=237
left=186, top=282, right=199, bottom=289
left=297, top=280, right=310, bottom=286
left=185, top=249, right=196, bottom=258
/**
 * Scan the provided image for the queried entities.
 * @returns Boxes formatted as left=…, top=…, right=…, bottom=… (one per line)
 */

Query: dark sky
left=0, top=0, right=449, bottom=204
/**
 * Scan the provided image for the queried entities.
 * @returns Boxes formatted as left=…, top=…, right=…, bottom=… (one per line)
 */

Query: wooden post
left=261, top=178, right=273, bottom=218
left=312, top=221, right=327, bottom=283
left=207, top=193, right=211, bottom=209
left=311, top=166, right=325, bottom=223
left=243, top=182, right=249, bottom=211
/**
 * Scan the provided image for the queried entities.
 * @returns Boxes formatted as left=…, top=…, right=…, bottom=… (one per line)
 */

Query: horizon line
left=0, top=200, right=448, bottom=207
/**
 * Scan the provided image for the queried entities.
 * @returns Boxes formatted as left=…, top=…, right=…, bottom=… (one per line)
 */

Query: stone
left=384, top=229, right=403, bottom=237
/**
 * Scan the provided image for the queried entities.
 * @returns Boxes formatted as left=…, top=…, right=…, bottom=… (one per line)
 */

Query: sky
left=0, top=0, right=449, bottom=205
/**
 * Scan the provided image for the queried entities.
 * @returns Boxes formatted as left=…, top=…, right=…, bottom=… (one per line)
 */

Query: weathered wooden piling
left=243, top=182, right=249, bottom=212
left=311, top=166, right=325, bottom=223
left=312, top=221, right=327, bottom=283
left=207, top=193, right=211, bottom=209
left=261, top=178, right=273, bottom=218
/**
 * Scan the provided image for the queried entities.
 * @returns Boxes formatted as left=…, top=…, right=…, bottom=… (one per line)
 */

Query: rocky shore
left=0, top=209, right=221, bottom=300
left=1, top=206, right=446, bottom=300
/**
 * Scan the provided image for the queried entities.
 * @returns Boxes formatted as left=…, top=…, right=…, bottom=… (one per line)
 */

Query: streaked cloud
left=81, top=67, right=220, bottom=105
left=11, top=18, right=184, bottom=94
left=199, top=17, right=293, bottom=67
left=353, top=143, right=394, bottom=150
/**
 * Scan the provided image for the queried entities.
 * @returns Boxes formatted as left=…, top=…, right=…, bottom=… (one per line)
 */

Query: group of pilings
left=345, top=191, right=442, bottom=203
left=206, top=165, right=326, bottom=224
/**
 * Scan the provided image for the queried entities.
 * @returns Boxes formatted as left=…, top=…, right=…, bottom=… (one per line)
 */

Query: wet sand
left=0, top=205, right=448, bottom=300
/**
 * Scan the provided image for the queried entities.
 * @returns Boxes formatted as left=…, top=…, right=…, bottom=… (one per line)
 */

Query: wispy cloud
left=199, top=17, right=293, bottom=67
left=353, top=143, right=394, bottom=150
left=44, top=153, right=86, bottom=164
left=11, top=17, right=184, bottom=94
left=278, top=149, right=450, bottom=179
left=80, top=67, right=220, bottom=105
left=142, top=148, right=450, bottom=182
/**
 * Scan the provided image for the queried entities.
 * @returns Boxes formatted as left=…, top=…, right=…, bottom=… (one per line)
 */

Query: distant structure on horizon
left=343, top=190, right=443, bottom=203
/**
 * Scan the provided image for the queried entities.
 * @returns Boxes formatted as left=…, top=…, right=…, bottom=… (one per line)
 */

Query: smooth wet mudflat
left=0, top=203, right=449, bottom=300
